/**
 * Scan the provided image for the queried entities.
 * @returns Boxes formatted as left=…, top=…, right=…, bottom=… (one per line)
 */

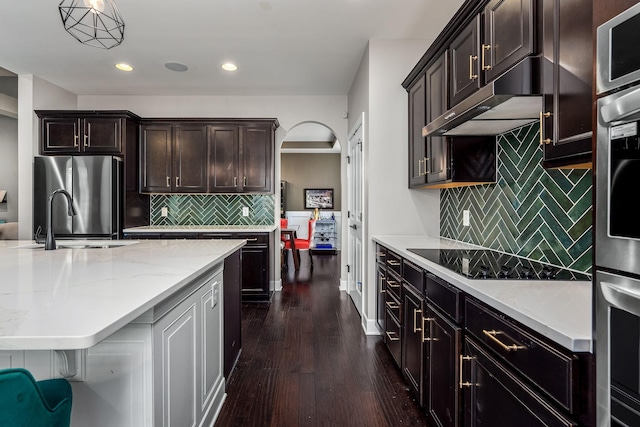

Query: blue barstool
left=0, top=368, right=72, bottom=427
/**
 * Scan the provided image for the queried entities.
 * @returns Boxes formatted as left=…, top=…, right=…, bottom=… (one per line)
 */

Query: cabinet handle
left=422, top=317, right=434, bottom=343
left=385, top=301, right=400, bottom=310
left=234, top=177, right=238, bottom=186
left=376, top=252, right=386, bottom=257
left=459, top=355, right=474, bottom=389
left=243, top=176, right=247, bottom=187
left=386, top=280, right=399, bottom=288
left=386, top=331, right=400, bottom=342
left=469, top=55, right=478, bottom=80
left=73, top=134, right=79, bottom=148
left=387, top=260, right=400, bottom=266
left=413, top=309, right=422, bottom=333
left=539, top=111, right=552, bottom=145
left=482, top=329, right=526, bottom=352
left=176, top=177, right=180, bottom=187
left=246, top=238, right=258, bottom=242
left=481, top=44, right=492, bottom=70
left=418, top=159, right=423, bottom=177
left=84, top=134, right=88, bottom=147
left=166, top=176, right=170, bottom=187
left=424, top=157, right=430, bottom=174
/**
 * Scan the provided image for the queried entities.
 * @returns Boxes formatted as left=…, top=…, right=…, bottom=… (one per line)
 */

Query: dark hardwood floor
left=215, top=252, right=430, bottom=427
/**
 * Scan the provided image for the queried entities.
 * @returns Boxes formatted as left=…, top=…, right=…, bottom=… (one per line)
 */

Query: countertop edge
left=123, top=225, right=277, bottom=233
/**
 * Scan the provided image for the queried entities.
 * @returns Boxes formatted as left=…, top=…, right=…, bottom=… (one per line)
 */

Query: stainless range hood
left=422, top=56, right=543, bottom=137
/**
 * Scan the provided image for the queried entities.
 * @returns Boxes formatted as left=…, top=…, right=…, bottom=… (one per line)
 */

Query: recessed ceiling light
left=165, top=62, right=189, bottom=72
left=115, top=63, right=133, bottom=71
left=221, top=63, right=238, bottom=71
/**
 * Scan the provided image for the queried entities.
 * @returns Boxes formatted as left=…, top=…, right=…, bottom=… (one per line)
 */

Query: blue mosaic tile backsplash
left=151, top=194, right=275, bottom=226
left=440, top=123, right=593, bottom=274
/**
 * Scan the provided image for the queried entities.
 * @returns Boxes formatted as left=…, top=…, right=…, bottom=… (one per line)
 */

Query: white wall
left=348, top=40, right=441, bottom=334
left=17, top=75, right=77, bottom=239
left=0, top=115, right=18, bottom=222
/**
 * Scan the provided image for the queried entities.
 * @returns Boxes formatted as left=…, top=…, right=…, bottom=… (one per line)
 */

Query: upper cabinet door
left=83, top=117, right=122, bottom=154
left=541, top=0, right=593, bottom=168
left=141, top=125, right=172, bottom=193
left=408, top=74, right=427, bottom=187
left=241, top=125, right=273, bottom=193
left=449, top=15, right=481, bottom=107
left=173, top=125, right=208, bottom=193
left=41, top=117, right=81, bottom=153
left=208, top=126, right=240, bottom=193
left=425, top=52, right=450, bottom=184
left=483, top=0, right=534, bottom=83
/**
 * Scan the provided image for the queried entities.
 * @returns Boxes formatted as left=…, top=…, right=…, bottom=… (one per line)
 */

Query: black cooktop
left=407, top=248, right=591, bottom=281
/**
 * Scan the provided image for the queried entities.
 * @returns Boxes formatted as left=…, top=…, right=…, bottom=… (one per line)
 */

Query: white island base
left=0, top=239, right=243, bottom=427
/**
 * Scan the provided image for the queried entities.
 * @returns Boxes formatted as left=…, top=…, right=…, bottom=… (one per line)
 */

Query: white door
left=347, top=116, right=364, bottom=315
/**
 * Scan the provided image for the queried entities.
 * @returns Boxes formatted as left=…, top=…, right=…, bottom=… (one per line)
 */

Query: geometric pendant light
left=58, top=0, right=125, bottom=49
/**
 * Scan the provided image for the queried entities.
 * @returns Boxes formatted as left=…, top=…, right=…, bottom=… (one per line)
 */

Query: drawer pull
left=539, top=111, right=552, bottom=145
left=386, top=331, right=400, bottom=342
left=469, top=54, right=478, bottom=80
left=386, top=301, right=400, bottom=310
left=482, top=329, right=526, bottom=352
left=73, top=134, right=79, bottom=147
left=422, top=317, right=434, bottom=343
left=459, top=355, right=474, bottom=389
left=386, top=280, right=400, bottom=288
left=246, top=238, right=258, bottom=242
left=387, top=259, right=401, bottom=266
left=376, top=252, right=386, bottom=257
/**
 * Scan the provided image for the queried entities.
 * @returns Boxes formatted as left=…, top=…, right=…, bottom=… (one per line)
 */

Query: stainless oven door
left=597, top=270, right=640, bottom=427
left=596, top=85, right=640, bottom=276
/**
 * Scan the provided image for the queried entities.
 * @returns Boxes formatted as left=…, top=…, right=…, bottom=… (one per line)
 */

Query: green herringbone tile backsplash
left=440, top=123, right=593, bottom=273
left=151, top=194, right=275, bottom=226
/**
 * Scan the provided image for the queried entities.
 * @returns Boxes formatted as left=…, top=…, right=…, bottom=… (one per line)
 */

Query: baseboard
left=339, top=279, right=347, bottom=291
left=273, top=279, right=282, bottom=292
left=362, top=313, right=382, bottom=336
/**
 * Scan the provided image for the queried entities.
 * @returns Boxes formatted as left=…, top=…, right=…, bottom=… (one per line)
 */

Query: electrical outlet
left=242, top=207, right=249, bottom=217
left=161, top=207, right=168, bottom=217
left=463, top=210, right=470, bottom=226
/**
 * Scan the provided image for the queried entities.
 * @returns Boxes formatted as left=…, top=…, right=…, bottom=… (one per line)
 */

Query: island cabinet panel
left=36, top=111, right=140, bottom=155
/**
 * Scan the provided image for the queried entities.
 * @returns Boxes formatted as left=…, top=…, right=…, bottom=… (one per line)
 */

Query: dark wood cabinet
left=242, top=125, right=273, bottom=192
left=425, top=52, right=449, bottom=184
left=237, top=233, right=270, bottom=301
left=140, top=123, right=208, bottom=193
left=541, top=0, right=593, bottom=168
left=402, top=284, right=424, bottom=402
left=462, top=337, right=576, bottom=427
left=36, top=111, right=138, bottom=155
left=449, top=15, right=481, bottom=108
left=408, top=73, right=427, bottom=187
left=483, top=0, right=535, bottom=83
left=208, top=125, right=240, bottom=192
left=376, top=265, right=386, bottom=332
left=425, top=304, right=462, bottom=427
left=223, top=249, right=242, bottom=381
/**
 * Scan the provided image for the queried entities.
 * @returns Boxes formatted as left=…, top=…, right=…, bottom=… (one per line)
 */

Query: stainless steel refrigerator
left=34, top=156, right=123, bottom=239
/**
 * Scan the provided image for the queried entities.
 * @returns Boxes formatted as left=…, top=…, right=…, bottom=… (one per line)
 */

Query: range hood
left=422, top=56, right=543, bottom=137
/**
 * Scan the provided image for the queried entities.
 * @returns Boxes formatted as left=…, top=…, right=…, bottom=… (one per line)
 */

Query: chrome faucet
left=45, top=189, right=76, bottom=250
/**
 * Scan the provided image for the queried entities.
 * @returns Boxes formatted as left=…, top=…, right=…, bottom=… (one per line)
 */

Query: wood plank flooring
left=215, top=253, right=430, bottom=427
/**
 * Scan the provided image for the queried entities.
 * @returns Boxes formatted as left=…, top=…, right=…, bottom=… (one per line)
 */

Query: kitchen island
left=0, top=238, right=245, bottom=427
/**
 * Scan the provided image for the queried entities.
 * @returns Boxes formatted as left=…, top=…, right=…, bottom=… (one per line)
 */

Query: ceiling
left=0, top=0, right=464, bottom=97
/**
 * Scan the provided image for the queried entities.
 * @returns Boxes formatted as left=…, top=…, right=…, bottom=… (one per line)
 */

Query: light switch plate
left=463, top=210, right=470, bottom=226
left=242, top=207, right=249, bottom=217
left=161, top=207, right=168, bottom=217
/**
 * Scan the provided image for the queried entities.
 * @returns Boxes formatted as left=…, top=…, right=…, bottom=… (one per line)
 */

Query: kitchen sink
left=12, top=240, right=139, bottom=249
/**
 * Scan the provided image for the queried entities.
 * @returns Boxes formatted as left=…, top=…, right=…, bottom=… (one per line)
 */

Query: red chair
left=283, top=219, right=315, bottom=269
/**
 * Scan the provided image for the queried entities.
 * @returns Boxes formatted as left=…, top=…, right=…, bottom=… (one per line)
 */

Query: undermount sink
left=12, top=240, right=139, bottom=249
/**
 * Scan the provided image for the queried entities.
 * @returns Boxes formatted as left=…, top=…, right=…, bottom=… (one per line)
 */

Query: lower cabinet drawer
left=385, top=270, right=402, bottom=301
left=385, top=291, right=401, bottom=324
left=385, top=309, right=402, bottom=367
left=464, top=298, right=577, bottom=412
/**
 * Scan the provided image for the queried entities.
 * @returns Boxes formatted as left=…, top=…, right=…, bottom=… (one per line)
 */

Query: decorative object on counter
left=0, top=368, right=73, bottom=427
left=58, top=0, right=125, bottom=49
left=304, top=188, right=333, bottom=209
left=440, top=123, right=593, bottom=274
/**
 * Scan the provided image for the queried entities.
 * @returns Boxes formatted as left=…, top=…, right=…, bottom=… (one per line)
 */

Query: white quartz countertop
left=123, top=225, right=277, bottom=233
left=372, top=235, right=593, bottom=353
left=0, top=239, right=245, bottom=350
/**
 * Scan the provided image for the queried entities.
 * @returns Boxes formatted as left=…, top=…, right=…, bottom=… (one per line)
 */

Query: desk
left=281, top=228, right=300, bottom=270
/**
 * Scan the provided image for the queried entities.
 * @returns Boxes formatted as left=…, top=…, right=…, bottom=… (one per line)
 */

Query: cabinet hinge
left=347, top=264, right=351, bottom=273
left=347, top=155, right=351, bottom=164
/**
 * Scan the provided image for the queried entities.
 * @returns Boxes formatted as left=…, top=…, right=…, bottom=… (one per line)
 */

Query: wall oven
left=596, top=3, right=640, bottom=426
